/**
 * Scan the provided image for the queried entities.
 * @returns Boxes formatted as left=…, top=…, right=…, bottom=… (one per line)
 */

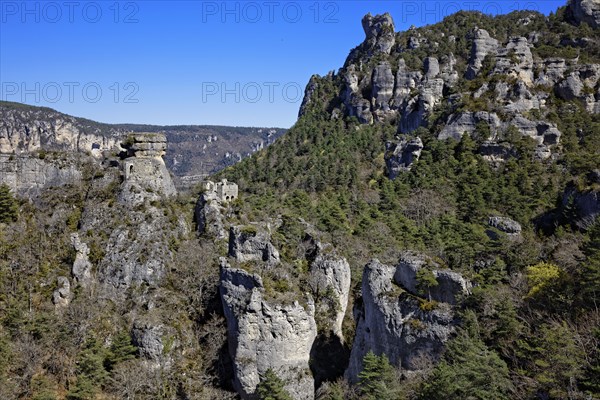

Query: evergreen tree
left=67, top=338, right=109, bottom=399
left=105, top=330, right=137, bottom=371
left=0, top=184, right=18, bottom=223
left=581, top=221, right=600, bottom=309
left=420, top=333, right=513, bottom=400
left=416, top=268, right=438, bottom=301
left=256, top=369, right=293, bottom=400
left=358, top=351, right=400, bottom=400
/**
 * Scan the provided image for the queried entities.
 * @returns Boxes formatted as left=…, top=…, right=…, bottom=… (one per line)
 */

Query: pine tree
left=358, top=351, right=400, bottom=400
left=420, top=333, right=512, bottom=400
left=416, top=268, right=438, bottom=301
left=0, top=184, right=18, bottom=223
left=105, top=330, right=137, bottom=371
left=581, top=221, right=600, bottom=309
left=256, top=369, right=293, bottom=400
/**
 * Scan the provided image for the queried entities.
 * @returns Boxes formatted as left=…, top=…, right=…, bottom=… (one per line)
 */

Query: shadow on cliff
left=310, top=333, right=351, bottom=388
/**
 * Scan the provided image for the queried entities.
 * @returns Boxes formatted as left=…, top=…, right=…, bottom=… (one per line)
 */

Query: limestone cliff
left=299, top=7, right=600, bottom=175
left=346, top=255, right=470, bottom=382
left=220, top=259, right=317, bottom=400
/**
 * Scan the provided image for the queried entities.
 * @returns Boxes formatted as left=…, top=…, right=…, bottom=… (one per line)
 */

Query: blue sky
left=0, top=0, right=565, bottom=128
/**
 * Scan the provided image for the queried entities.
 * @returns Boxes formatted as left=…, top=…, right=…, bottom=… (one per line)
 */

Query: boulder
left=489, top=216, right=522, bottom=235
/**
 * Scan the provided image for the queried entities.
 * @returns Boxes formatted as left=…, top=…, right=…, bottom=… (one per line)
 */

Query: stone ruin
left=202, top=178, right=238, bottom=202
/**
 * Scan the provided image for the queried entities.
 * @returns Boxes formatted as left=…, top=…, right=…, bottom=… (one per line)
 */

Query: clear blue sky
left=0, top=0, right=565, bottom=128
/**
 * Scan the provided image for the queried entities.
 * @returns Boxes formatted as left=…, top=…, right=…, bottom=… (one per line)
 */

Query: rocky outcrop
left=424, top=57, right=440, bottom=79
left=346, top=258, right=467, bottom=381
left=569, top=0, right=600, bottom=28
left=557, top=73, right=585, bottom=100
left=93, top=206, right=188, bottom=297
left=220, top=260, right=317, bottom=399
left=563, top=187, right=600, bottom=230
left=71, top=233, right=92, bottom=287
left=536, top=58, right=568, bottom=86
left=0, top=153, right=83, bottom=196
left=195, top=191, right=227, bottom=239
left=52, top=276, right=71, bottom=309
left=394, top=60, right=422, bottom=105
left=494, top=37, right=534, bottom=85
left=554, top=64, right=600, bottom=114
left=299, top=75, right=319, bottom=117
left=308, top=240, right=351, bottom=340
left=360, top=13, right=396, bottom=56
left=385, top=137, right=423, bottom=178
left=393, top=253, right=471, bottom=305
left=119, top=133, right=176, bottom=204
left=466, top=28, right=499, bottom=79
left=371, top=62, right=395, bottom=121
left=342, top=65, right=374, bottom=125
left=132, top=319, right=176, bottom=368
left=228, top=225, right=280, bottom=264
left=479, top=141, right=515, bottom=163
left=510, top=115, right=562, bottom=147
left=502, top=81, right=547, bottom=113
left=489, top=216, right=522, bottom=235
left=438, top=112, right=500, bottom=141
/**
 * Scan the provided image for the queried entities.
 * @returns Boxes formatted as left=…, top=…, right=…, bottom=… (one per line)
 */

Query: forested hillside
left=1, top=1, right=600, bottom=399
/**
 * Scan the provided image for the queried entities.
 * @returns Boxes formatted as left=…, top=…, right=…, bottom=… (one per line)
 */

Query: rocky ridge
left=0, top=101, right=285, bottom=190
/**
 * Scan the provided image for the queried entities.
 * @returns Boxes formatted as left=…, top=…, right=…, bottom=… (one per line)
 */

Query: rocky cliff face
left=0, top=153, right=84, bottom=195
left=346, top=255, right=470, bottom=382
left=569, top=0, right=600, bottom=28
left=300, top=7, right=600, bottom=175
left=308, top=246, right=351, bottom=340
left=118, top=133, right=177, bottom=204
left=228, top=225, right=281, bottom=264
left=220, top=259, right=317, bottom=400
left=195, top=190, right=228, bottom=239
left=0, top=103, right=122, bottom=155
left=0, top=101, right=285, bottom=189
